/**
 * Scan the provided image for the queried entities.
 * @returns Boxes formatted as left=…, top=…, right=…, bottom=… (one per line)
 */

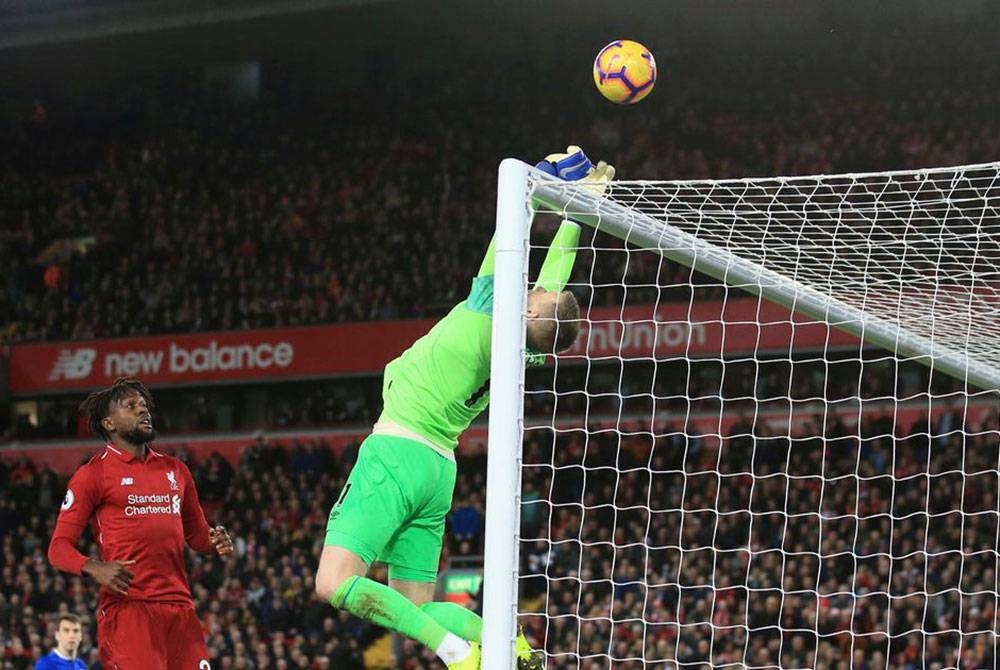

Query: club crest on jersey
left=166, top=470, right=179, bottom=491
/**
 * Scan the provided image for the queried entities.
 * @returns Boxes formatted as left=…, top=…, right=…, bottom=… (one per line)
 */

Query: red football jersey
left=49, top=444, right=214, bottom=606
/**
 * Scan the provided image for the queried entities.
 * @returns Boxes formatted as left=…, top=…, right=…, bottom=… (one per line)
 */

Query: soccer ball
left=593, top=40, right=657, bottom=104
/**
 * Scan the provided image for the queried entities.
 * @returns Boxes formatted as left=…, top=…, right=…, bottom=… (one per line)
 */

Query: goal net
left=482, top=160, right=1000, bottom=670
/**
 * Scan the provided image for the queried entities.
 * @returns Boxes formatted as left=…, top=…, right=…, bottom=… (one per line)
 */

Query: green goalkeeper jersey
left=379, top=221, right=581, bottom=453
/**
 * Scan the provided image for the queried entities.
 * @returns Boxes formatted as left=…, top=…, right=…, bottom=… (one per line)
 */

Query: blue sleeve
left=34, top=655, right=52, bottom=670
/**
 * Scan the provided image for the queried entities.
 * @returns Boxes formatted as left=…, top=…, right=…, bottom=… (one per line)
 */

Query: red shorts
left=98, top=601, right=210, bottom=670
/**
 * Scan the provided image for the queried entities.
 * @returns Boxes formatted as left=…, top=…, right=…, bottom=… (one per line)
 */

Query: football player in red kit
left=47, top=377, right=234, bottom=670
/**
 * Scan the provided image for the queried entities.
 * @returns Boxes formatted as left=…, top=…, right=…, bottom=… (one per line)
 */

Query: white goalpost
left=483, top=159, right=1000, bottom=669
left=484, top=158, right=534, bottom=670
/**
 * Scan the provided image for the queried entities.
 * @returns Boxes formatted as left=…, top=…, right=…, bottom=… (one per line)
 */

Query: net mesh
left=516, top=164, right=1000, bottom=669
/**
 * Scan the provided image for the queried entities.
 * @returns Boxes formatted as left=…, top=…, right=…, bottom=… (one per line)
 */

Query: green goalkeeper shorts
left=325, top=433, right=457, bottom=582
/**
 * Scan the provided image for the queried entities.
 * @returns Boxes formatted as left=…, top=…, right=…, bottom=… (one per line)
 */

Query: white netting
left=516, top=164, right=1000, bottom=669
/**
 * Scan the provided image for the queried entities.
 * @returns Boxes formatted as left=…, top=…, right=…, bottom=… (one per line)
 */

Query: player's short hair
left=529, top=290, right=581, bottom=353
left=553, top=290, right=581, bottom=352
left=78, top=377, right=155, bottom=441
left=57, top=613, right=81, bottom=627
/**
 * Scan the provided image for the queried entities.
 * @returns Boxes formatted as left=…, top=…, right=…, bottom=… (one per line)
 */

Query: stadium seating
left=4, top=76, right=1000, bottom=347
left=2, top=410, right=996, bottom=668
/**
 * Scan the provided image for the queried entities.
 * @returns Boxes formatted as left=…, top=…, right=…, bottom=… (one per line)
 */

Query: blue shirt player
left=36, top=614, right=87, bottom=670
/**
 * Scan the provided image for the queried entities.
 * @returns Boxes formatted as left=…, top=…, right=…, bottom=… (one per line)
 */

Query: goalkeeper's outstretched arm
left=477, top=235, right=497, bottom=278
left=478, top=146, right=613, bottom=286
left=530, top=145, right=613, bottom=291
left=533, top=220, right=581, bottom=293
left=472, top=147, right=613, bottom=354
left=469, top=219, right=582, bottom=359
left=475, top=220, right=579, bottom=290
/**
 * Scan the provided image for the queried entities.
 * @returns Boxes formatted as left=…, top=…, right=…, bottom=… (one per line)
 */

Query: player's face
left=55, top=621, right=82, bottom=654
left=106, top=391, right=156, bottom=445
left=526, top=289, right=559, bottom=318
left=525, top=289, right=560, bottom=352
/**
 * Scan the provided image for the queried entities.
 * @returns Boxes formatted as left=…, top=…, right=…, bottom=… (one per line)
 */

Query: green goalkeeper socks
left=331, top=576, right=449, bottom=650
left=420, top=601, right=484, bottom=642
left=329, top=576, right=487, bottom=653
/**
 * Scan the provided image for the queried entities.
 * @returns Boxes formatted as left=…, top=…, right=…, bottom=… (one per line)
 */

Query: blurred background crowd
left=4, top=80, right=1000, bottom=346
left=4, top=403, right=999, bottom=668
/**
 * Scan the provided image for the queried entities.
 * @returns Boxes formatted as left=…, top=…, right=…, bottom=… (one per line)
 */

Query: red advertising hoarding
left=9, top=320, right=433, bottom=394
left=566, top=297, right=860, bottom=359
left=8, top=298, right=863, bottom=394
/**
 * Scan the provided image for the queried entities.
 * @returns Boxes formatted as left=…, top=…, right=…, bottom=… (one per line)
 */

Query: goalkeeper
left=314, top=147, right=614, bottom=670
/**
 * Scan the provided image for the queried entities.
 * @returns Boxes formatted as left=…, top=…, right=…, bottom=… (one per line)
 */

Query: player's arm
left=533, top=220, right=581, bottom=292
left=477, top=234, right=496, bottom=278
left=48, top=466, right=136, bottom=594
left=179, top=463, right=233, bottom=555
left=465, top=233, right=498, bottom=315
left=47, top=467, right=100, bottom=575
left=470, top=147, right=612, bottom=302
left=479, top=145, right=606, bottom=283
left=533, top=146, right=615, bottom=291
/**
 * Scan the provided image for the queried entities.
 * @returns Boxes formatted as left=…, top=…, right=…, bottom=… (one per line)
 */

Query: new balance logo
left=48, top=348, right=97, bottom=381
left=120, top=477, right=134, bottom=486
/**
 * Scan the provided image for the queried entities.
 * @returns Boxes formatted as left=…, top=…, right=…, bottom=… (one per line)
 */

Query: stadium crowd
left=514, top=401, right=1000, bottom=669
left=2, top=402, right=998, bottom=669
left=3, top=56, right=1000, bottom=346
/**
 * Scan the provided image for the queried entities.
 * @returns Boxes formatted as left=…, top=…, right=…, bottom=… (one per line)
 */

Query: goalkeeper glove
left=535, top=145, right=594, bottom=181
left=535, top=145, right=615, bottom=195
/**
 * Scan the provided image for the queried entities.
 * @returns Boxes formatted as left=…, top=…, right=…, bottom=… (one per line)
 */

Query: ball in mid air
left=593, top=39, right=657, bottom=104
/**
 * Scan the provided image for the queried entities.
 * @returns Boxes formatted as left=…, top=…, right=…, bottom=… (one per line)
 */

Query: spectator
left=448, top=493, right=484, bottom=546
